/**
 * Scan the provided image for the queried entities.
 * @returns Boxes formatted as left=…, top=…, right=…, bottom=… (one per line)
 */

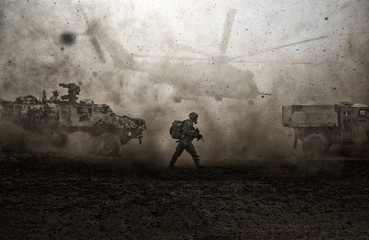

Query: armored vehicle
left=0, top=83, right=146, bottom=155
left=282, top=102, right=369, bottom=156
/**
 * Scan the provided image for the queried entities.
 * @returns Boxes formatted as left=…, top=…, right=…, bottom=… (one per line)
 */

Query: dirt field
left=1, top=147, right=369, bottom=239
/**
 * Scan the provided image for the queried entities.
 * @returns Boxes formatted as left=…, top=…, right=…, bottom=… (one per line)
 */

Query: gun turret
left=59, top=83, right=81, bottom=103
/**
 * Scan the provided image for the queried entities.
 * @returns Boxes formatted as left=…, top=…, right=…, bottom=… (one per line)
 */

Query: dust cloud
left=0, top=0, right=368, bottom=165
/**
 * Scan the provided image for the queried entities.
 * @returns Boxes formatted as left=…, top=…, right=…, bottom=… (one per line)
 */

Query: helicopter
left=62, top=6, right=327, bottom=103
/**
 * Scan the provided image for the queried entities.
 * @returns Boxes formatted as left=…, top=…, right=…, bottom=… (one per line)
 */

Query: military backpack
left=170, top=120, right=184, bottom=139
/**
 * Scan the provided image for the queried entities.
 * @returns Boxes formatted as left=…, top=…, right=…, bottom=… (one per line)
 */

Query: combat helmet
left=189, top=112, right=198, bottom=124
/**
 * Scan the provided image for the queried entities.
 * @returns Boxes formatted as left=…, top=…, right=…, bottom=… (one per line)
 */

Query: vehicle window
left=359, top=109, right=369, bottom=117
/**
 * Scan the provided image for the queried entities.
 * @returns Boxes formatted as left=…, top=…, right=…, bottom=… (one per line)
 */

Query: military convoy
left=282, top=102, right=369, bottom=155
left=3, top=83, right=369, bottom=158
left=0, top=83, right=146, bottom=155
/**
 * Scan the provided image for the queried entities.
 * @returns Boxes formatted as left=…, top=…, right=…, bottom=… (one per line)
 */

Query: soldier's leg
left=169, top=142, right=185, bottom=168
left=185, top=142, right=201, bottom=168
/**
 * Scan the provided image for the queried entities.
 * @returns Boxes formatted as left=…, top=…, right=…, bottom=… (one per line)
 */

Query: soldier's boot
left=169, top=163, right=175, bottom=170
left=169, top=157, right=177, bottom=170
left=193, top=157, right=202, bottom=169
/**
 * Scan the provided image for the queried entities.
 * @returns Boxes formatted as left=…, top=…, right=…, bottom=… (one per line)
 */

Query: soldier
left=169, top=112, right=203, bottom=169
left=42, top=90, right=47, bottom=104
left=49, top=90, right=59, bottom=102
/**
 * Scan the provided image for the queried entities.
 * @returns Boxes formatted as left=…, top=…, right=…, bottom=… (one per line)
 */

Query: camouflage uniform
left=50, top=91, right=59, bottom=103
left=169, top=117, right=201, bottom=169
left=42, top=90, right=47, bottom=104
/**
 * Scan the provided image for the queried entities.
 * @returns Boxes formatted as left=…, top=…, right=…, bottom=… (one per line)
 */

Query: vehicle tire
left=95, top=134, right=120, bottom=156
left=302, top=131, right=331, bottom=157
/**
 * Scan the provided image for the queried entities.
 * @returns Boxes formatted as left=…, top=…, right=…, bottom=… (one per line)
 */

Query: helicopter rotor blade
left=175, top=45, right=215, bottom=58
left=258, top=92, right=272, bottom=96
left=230, top=59, right=312, bottom=65
left=219, top=9, right=237, bottom=57
left=133, top=55, right=313, bottom=65
left=90, top=36, right=106, bottom=63
left=229, top=35, right=328, bottom=60
left=77, top=6, right=106, bottom=63
left=78, top=6, right=90, bottom=26
left=133, top=54, right=210, bottom=62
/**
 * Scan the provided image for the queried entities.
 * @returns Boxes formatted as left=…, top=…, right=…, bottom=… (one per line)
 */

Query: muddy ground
left=1, top=146, right=369, bottom=239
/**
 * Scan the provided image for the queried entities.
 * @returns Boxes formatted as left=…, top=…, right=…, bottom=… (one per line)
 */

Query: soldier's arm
left=181, top=120, right=195, bottom=138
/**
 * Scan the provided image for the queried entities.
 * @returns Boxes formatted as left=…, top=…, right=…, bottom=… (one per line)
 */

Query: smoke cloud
left=1, top=0, right=368, bottom=166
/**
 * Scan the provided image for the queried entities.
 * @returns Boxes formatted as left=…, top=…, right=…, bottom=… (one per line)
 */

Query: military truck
left=282, top=102, right=369, bottom=155
left=0, top=83, right=146, bottom=155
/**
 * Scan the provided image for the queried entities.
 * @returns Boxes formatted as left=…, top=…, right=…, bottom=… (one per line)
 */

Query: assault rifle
left=195, top=128, right=204, bottom=142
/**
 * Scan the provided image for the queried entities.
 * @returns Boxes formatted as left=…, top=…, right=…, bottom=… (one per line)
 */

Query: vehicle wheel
left=95, top=134, right=120, bottom=156
left=302, top=131, right=331, bottom=157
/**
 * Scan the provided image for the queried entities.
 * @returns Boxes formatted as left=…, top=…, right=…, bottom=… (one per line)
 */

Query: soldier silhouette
left=169, top=112, right=203, bottom=169
left=42, top=90, right=47, bottom=104
left=49, top=90, right=59, bottom=103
